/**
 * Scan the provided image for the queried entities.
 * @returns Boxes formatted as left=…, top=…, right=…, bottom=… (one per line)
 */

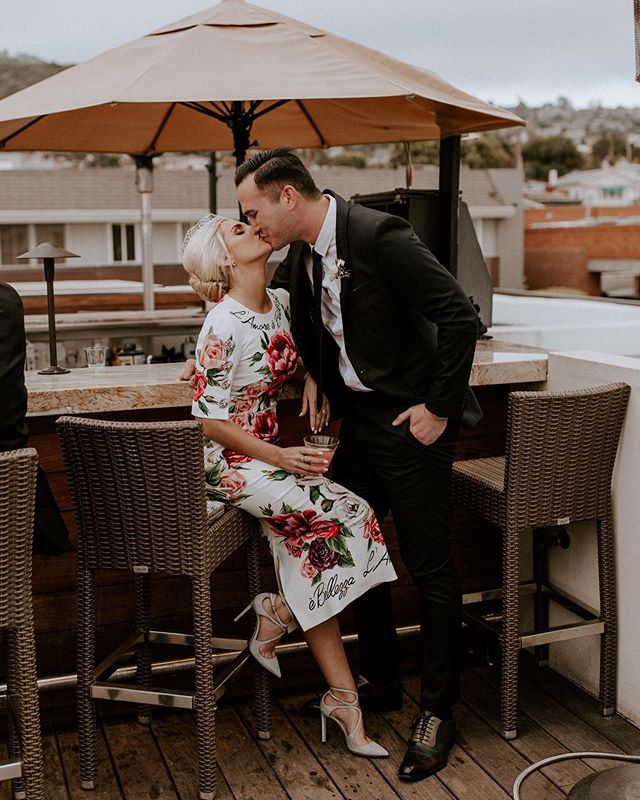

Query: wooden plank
left=151, top=710, right=235, bottom=800
left=403, top=675, right=564, bottom=799
left=100, top=715, right=179, bottom=799
left=215, top=707, right=288, bottom=800
left=462, top=669, right=592, bottom=793
left=521, top=660, right=640, bottom=756
left=236, top=700, right=344, bottom=800
left=478, top=666, right=625, bottom=772
left=55, top=715, right=123, bottom=799
left=279, top=692, right=402, bottom=800
left=41, top=727, right=71, bottom=800
left=379, top=685, right=511, bottom=800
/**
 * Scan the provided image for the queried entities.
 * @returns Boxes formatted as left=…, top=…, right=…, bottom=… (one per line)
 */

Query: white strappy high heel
left=234, top=592, right=298, bottom=678
left=320, top=687, right=389, bottom=758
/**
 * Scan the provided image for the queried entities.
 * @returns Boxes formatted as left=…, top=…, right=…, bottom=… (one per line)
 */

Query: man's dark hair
left=235, top=147, right=321, bottom=200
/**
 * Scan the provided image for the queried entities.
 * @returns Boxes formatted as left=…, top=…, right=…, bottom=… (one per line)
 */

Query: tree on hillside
left=389, top=133, right=515, bottom=169
left=522, top=135, right=585, bottom=180
left=590, top=130, right=628, bottom=166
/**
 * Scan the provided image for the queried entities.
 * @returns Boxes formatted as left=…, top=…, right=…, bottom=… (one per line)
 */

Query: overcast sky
left=3, top=0, right=638, bottom=108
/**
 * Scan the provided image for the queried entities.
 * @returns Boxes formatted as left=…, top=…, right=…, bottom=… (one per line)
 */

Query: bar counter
left=24, top=339, right=547, bottom=681
left=26, top=339, right=547, bottom=416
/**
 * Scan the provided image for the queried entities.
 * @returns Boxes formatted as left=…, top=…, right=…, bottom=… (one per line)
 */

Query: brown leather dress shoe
left=398, top=712, right=456, bottom=781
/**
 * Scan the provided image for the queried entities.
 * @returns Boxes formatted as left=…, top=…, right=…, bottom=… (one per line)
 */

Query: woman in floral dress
left=183, top=214, right=397, bottom=755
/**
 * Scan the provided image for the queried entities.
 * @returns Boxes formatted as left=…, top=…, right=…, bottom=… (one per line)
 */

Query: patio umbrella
left=0, top=0, right=524, bottom=308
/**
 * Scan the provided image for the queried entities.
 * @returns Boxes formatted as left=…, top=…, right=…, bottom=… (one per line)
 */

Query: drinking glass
left=303, top=435, right=339, bottom=465
left=84, top=345, right=108, bottom=369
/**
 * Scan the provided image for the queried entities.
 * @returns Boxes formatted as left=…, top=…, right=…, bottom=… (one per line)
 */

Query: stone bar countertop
left=26, top=339, right=547, bottom=417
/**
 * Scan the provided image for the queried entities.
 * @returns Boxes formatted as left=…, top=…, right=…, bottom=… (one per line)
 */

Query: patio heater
left=17, top=242, right=79, bottom=374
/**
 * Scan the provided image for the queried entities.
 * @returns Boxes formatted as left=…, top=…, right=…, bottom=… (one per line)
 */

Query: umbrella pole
left=438, top=135, right=461, bottom=278
left=135, top=156, right=155, bottom=311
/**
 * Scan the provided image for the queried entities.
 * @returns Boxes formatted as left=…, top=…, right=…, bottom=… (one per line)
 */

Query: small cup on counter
left=84, top=345, right=108, bottom=369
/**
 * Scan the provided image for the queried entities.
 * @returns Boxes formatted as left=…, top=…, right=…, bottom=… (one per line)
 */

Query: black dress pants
left=332, top=390, right=462, bottom=717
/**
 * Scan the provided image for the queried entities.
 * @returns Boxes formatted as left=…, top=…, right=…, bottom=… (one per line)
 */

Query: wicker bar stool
left=0, top=449, right=45, bottom=800
left=452, top=383, right=630, bottom=740
left=57, top=417, right=271, bottom=800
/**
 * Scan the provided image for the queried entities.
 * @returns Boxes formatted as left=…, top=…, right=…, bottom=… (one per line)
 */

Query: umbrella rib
left=253, top=99, right=291, bottom=120
left=295, top=101, right=326, bottom=147
left=209, top=101, right=231, bottom=117
left=180, top=101, right=229, bottom=124
left=146, top=102, right=176, bottom=154
left=0, top=115, right=45, bottom=148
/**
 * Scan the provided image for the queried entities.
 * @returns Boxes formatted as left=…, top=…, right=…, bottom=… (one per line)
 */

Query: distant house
left=0, top=163, right=524, bottom=288
left=555, top=163, right=640, bottom=206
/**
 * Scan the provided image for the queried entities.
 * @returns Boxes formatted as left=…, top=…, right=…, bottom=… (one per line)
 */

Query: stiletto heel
left=236, top=592, right=297, bottom=678
left=319, top=687, right=389, bottom=758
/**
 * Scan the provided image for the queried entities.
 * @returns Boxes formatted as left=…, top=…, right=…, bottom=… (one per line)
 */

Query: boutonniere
left=329, top=258, right=351, bottom=280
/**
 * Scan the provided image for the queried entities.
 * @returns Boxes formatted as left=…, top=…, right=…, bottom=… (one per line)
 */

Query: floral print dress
left=191, top=288, right=397, bottom=631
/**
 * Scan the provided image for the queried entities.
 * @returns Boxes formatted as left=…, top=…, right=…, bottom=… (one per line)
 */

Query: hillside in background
left=0, top=52, right=69, bottom=100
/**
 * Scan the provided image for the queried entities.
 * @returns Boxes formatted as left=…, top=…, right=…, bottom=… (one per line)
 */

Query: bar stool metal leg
left=192, top=571, right=216, bottom=800
left=597, top=512, right=617, bottom=717
left=135, top=574, right=153, bottom=725
left=501, top=523, right=520, bottom=740
left=246, top=529, right=272, bottom=741
left=77, top=564, right=98, bottom=791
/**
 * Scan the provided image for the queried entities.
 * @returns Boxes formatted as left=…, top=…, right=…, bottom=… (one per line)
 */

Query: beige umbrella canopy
left=0, top=0, right=523, bottom=157
left=0, top=0, right=524, bottom=310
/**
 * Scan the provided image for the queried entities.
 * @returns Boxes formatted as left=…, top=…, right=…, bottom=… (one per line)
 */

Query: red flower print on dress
left=233, top=396, right=255, bottom=415
left=265, top=331, right=298, bottom=378
left=229, top=413, right=251, bottom=431
left=267, top=508, right=318, bottom=539
left=252, top=408, right=279, bottom=442
left=200, top=334, right=227, bottom=369
left=245, top=380, right=270, bottom=399
left=193, top=371, right=207, bottom=402
left=310, top=519, right=342, bottom=540
left=219, top=470, right=247, bottom=500
left=222, top=449, right=252, bottom=468
left=363, top=512, right=384, bottom=545
left=308, top=538, right=341, bottom=572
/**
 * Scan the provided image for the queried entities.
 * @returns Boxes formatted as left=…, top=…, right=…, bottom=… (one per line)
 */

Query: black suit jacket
left=271, top=192, right=481, bottom=425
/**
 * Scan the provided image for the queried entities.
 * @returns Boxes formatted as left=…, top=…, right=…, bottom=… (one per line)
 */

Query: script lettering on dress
left=308, top=574, right=356, bottom=611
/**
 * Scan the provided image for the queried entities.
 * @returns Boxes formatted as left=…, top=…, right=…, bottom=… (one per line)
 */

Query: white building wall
left=152, top=223, right=179, bottom=263
left=66, top=224, right=109, bottom=265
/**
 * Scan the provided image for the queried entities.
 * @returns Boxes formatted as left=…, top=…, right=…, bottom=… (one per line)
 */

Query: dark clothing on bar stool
left=271, top=192, right=480, bottom=716
left=0, top=283, right=72, bottom=555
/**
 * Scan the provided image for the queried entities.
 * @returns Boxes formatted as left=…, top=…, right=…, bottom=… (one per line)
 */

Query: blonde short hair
left=182, top=214, right=234, bottom=303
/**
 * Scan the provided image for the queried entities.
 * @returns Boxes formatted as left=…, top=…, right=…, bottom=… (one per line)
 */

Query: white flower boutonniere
left=329, top=258, right=351, bottom=280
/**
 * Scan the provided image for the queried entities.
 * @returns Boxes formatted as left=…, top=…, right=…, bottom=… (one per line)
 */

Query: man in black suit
left=236, top=149, right=480, bottom=780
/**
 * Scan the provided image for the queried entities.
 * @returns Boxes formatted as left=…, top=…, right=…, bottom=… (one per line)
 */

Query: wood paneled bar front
left=24, top=341, right=547, bottom=679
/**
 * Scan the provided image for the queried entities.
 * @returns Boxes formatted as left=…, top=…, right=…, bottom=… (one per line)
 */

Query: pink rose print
left=229, top=414, right=251, bottom=431
left=193, top=371, right=207, bottom=402
left=252, top=408, right=279, bottom=442
left=219, top=470, right=247, bottom=500
left=265, top=331, right=298, bottom=378
left=200, top=334, right=226, bottom=369
left=222, top=449, right=252, bottom=468
left=301, top=557, right=319, bottom=578
left=364, top=512, right=384, bottom=545
left=310, top=519, right=342, bottom=540
left=285, top=535, right=307, bottom=558
left=245, top=380, right=270, bottom=399
left=233, top=396, right=255, bottom=415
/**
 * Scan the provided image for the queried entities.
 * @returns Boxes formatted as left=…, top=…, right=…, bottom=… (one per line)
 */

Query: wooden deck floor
left=6, top=661, right=640, bottom=800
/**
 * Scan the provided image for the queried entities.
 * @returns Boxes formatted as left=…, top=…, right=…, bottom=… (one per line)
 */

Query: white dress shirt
left=305, top=195, right=371, bottom=392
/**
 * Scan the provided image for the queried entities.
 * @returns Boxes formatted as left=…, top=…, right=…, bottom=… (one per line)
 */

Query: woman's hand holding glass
left=276, top=446, right=329, bottom=476
left=299, top=372, right=330, bottom=433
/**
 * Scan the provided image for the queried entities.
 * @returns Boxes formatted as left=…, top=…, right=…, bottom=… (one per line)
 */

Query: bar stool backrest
left=57, top=417, right=208, bottom=575
left=0, top=449, right=37, bottom=627
left=504, top=383, right=630, bottom=530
